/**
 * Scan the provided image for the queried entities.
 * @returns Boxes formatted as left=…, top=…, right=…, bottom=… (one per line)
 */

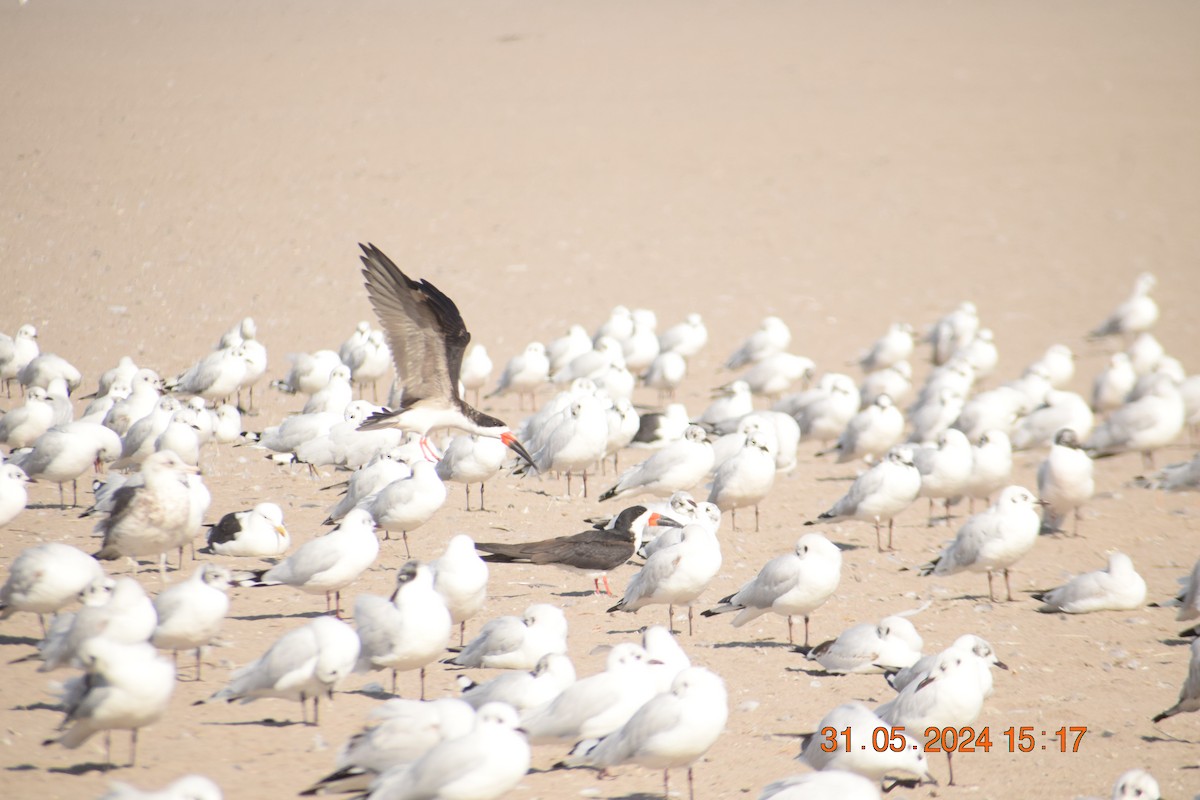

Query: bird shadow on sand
left=1141, top=732, right=1197, bottom=746
left=783, top=665, right=842, bottom=677
left=232, top=610, right=328, bottom=622
left=26, top=503, right=79, bottom=511
left=46, top=762, right=124, bottom=775
left=828, top=540, right=867, bottom=552
left=203, top=718, right=310, bottom=728
left=346, top=687, right=394, bottom=701
left=12, top=701, right=61, bottom=712
left=815, top=475, right=857, bottom=483
left=0, top=634, right=40, bottom=647
left=710, top=640, right=796, bottom=651
left=556, top=589, right=603, bottom=598
left=1161, top=637, right=1197, bottom=647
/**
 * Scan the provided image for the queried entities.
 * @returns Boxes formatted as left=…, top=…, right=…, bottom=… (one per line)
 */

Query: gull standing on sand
left=525, top=393, right=609, bottom=497
left=43, top=639, right=175, bottom=767
left=0, top=386, right=55, bottom=447
left=0, top=324, right=38, bottom=396
left=522, top=642, right=662, bottom=743
left=458, top=343, right=493, bottom=405
left=239, top=508, right=380, bottom=616
left=151, top=563, right=232, bottom=679
left=642, top=350, right=688, bottom=401
left=19, top=352, right=82, bottom=394
left=885, top=634, right=1008, bottom=695
left=1010, top=389, right=1094, bottom=450
left=457, top=652, right=577, bottom=715
left=1085, top=373, right=1184, bottom=467
left=487, top=341, right=549, bottom=409
left=707, top=431, right=777, bottom=531
left=860, top=361, right=913, bottom=407
left=0, top=542, right=105, bottom=632
left=920, top=485, right=1042, bottom=602
left=739, top=352, right=815, bottom=399
left=964, top=430, right=1013, bottom=508
left=0, top=462, right=29, bottom=526
left=600, top=425, right=714, bottom=502
left=807, top=446, right=921, bottom=551
left=782, top=373, right=860, bottom=445
left=430, top=534, right=489, bottom=646
left=876, top=647, right=990, bottom=785
left=200, top=615, right=360, bottom=725
left=361, top=702, right=530, bottom=800
left=436, top=433, right=507, bottom=511
left=546, top=325, right=591, bottom=374
left=93, top=450, right=198, bottom=573
left=1152, top=638, right=1200, bottom=723
left=274, top=349, right=343, bottom=396
left=927, top=301, right=979, bottom=366
left=699, top=380, right=754, bottom=428
left=302, top=365, right=353, bottom=414
left=37, top=577, right=157, bottom=672
left=805, top=615, right=924, bottom=674
left=1089, top=272, right=1158, bottom=341
left=725, top=316, right=791, bottom=370
left=1034, top=552, right=1147, bottom=613
left=1092, top=353, right=1137, bottom=413
left=640, top=501, right=720, bottom=559
left=552, top=336, right=625, bottom=385
left=445, top=603, right=568, bottom=670
left=561, top=667, right=728, bottom=800
left=1037, top=429, right=1095, bottom=534
left=345, top=330, right=393, bottom=401
left=302, top=697, right=476, bottom=796
left=702, top=534, right=841, bottom=646
left=608, top=523, right=722, bottom=635
left=355, top=561, right=452, bottom=698
left=913, top=429, right=973, bottom=526
left=103, top=369, right=163, bottom=435
left=201, top=502, right=290, bottom=556
left=326, top=449, right=411, bottom=523
left=658, top=313, right=708, bottom=358
left=857, top=322, right=914, bottom=373
left=798, top=702, right=934, bottom=784
left=113, top=395, right=184, bottom=469
left=816, top=394, right=904, bottom=464
left=364, top=460, right=447, bottom=557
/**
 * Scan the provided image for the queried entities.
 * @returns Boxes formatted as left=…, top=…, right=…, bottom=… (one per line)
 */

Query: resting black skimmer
left=473, top=505, right=680, bottom=596
left=355, top=243, right=536, bottom=469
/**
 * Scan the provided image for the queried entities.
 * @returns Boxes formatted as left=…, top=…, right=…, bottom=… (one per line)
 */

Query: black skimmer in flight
left=355, top=243, right=536, bottom=470
left=473, top=505, right=680, bottom=596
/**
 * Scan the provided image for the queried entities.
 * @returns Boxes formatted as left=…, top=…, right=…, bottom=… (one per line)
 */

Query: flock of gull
left=0, top=250, right=1198, bottom=800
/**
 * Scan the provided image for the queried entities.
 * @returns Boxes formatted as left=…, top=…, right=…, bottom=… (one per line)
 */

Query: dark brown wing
left=359, top=243, right=470, bottom=402
left=477, top=529, right=635, bottom=571
left=98, top=484, right=140, bottom=539
left=205, top=511, right=244, bottom=547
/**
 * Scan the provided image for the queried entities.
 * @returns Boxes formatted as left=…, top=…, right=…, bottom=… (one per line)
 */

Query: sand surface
left=2, top=1, right=1200, bottom=798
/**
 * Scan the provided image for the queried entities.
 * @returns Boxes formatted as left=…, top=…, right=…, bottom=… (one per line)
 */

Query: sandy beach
left=2, top=2, right=1199, bottom=798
